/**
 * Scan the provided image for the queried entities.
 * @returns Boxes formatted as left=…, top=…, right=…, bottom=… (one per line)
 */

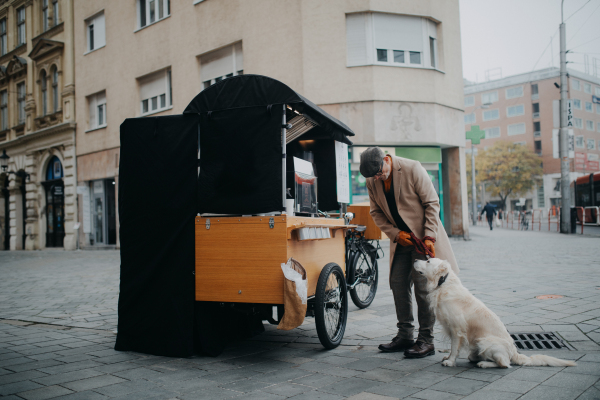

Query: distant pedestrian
left=481, top=202, right=497, bottom=230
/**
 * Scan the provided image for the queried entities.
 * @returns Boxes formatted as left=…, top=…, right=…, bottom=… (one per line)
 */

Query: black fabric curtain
left=116, top=114, right=198, bottom=357
left=198, top=106, right=283, bottom=214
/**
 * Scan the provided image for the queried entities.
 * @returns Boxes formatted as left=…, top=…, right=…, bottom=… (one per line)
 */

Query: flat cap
left=359, top=147, right=385, bottom=178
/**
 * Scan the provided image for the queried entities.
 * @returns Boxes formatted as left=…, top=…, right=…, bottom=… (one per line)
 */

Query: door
left=91, top=180, right=105, bottom=245
left=44, top=181, right=65, bottom=247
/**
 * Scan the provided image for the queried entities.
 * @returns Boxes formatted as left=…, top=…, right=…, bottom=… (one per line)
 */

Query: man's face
left=373, top=156, right=392, bottom=181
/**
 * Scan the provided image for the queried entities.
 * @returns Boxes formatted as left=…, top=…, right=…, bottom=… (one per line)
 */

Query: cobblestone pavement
left=0, top=226, right=599, bottom=399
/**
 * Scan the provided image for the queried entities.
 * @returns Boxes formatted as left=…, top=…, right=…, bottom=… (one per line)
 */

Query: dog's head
left=414, top=258, right=452, bottom=293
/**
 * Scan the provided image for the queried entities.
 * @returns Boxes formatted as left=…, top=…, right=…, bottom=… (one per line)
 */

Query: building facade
left=0, top=0, right=76, bottom=251
left=464, top=67, right=600, bottom=212
left=73, top=0, right=469, bottom=246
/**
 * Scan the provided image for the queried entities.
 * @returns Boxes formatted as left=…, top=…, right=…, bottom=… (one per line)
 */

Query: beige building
left=74, top=0, right=469, bottom=247
left=464, top=67, right=600, bottom=212
left=0, top=0, right=76, bottom=251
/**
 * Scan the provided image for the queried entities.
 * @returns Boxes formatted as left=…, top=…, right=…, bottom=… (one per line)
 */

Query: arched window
left=46, top=156, right=63, bottom=181
left=41, top=70, right=47, bottom=116
left=51, top=66, right=58, bottom=113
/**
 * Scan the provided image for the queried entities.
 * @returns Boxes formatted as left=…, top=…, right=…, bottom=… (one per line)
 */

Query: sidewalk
left=0, top=227, right=598, bottom=399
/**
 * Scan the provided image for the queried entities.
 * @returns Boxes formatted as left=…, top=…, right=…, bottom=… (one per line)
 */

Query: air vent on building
left=510, top=332, right=574, bottom=351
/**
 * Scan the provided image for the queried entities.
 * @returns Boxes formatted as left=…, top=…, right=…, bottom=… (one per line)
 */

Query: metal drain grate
left=510, top=332, right=574, bottom=351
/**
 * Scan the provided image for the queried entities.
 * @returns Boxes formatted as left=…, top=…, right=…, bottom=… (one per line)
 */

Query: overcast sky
left=459, top=0, right=600, bottom=83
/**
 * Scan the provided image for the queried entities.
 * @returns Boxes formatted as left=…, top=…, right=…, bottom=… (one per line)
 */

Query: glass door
left=91, top=180, right=106, bottom=245
left=44, top=181, right=64, bottom=247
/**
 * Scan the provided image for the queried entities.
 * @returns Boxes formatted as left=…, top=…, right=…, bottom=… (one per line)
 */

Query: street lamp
left=465, top=103, right=491, bottom=226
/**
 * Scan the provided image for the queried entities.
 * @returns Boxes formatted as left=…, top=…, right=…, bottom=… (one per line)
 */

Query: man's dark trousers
left=487, top=216, right=494, bottom=230
left=390, top=245, right=434, bottom=344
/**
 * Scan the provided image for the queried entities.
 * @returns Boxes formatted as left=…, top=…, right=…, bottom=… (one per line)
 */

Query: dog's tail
left=511, top=353, right=576, bottom=367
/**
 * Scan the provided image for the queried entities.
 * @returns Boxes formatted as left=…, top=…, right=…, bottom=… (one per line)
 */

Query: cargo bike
left=193, top=75, right=380, bottom=349
left=115, top=75, right=381, bottom=358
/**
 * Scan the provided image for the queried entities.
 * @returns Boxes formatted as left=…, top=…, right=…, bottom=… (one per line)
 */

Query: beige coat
left=366, top=155, right=459, bottom=275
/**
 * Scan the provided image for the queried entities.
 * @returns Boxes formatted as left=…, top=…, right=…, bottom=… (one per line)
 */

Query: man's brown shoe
left=404, top=341, right=435, bottom=358
left=378, top=337, right=414, bottom=353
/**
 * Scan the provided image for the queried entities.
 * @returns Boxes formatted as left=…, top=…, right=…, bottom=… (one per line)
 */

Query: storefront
left=349, top=146, right=444, bottom=224
left=81, top=178, right=117, bottom=247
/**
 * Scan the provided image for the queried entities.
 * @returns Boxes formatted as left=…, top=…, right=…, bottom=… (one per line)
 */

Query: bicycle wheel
left=315, top=263, right=348, bottom=349
left=348, top=243, right=378, bottom=309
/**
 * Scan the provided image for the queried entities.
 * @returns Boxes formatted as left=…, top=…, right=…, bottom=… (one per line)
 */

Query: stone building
left=73, top=0, right=469, bottom=247
left=0, top=0, right=76, bottom=250
left=464, top=67, right=600, bottom=212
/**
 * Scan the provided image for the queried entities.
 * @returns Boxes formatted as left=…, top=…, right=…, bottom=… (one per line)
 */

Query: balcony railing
left=532, top=94, right=539, bottom=100
left=534, top=131, right=541, bottom=137
left=532, top=112, right=540, bottom=119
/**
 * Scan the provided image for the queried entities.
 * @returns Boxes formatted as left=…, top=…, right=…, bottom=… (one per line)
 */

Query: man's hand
left=395, top=231, right=412, bottom=247
left=423, top=239, right=435, bottom=257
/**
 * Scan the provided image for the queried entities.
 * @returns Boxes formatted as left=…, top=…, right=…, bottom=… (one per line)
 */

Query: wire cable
left=564, top=0, right=593, bottom=21
left=567, top=1, right=600, bottom=44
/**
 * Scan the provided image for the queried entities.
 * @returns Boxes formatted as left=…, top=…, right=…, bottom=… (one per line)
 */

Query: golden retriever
left=413, top=258, right=576, bottom=369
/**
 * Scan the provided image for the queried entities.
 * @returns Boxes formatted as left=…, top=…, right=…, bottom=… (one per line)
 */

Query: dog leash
left=409, top=232, right=435, bottom=258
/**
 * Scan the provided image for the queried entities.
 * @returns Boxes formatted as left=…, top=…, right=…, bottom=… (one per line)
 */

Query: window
left=534, top=121, right=541, bottom=137
left=588, top=138, right=596, bottom=150
left=481, top=91, right=498, bottom=104
left=584, top=83, right=592, bottom=94
left=51, top=67, right=58, bottom=113
left=139, top=68, right=172, bottom=115
left=346, top=13, right=438, bottom=70
left=484, top=127, right=500, bottom=139
left=596, top=87, right=600, bottom=96
left=464, top=113, right=475, bottom=125
left=532, top=103, right=540, bottom=118
left=575, top=135, right=584, bottom=148
left=514, top=141, right=526, bottom=146
left=585, top=102, right=592, bottom=112
left=573, top=99, right=581, bottom=109
left=0, top=90, right=7, bottom=131
left=138, top=0, right=170, bottom=29
left=41, top=70, right=48, bottom=116
left=506, top=86, right=523, bottom=99
left=52, top=0, right=59, bottom=26
left=531, top=83, right=539, bottom=100
left=508, top=123, right=526, bottom=136
left=42, top=0, right=49, bottom=31
left=598, top=122, right=600, bottom=132
left=483, top=109, right=499, bottom=121
left=571, top=79, right=580, bottom=91
left=17, top=82, right=26, bottom=125
left=87, top=91, right=106, bottom=130
left=586, top=120, right=594, bottom=131
left=0, top=19, right=6, bottom=56
left=534, top=140, right=542, bottom=155
left=507, top=104, right=524, bottom=117
left=200, top=43, right=243, bottom=88
left=429, top=37, right=436, bottom=68
left=17, top=7, right=26, bottom=46
left=597, top=104, right=600, bottom=114
left=537, top=184, right=545, bottom=208
left=464, top=96, right=474, bottom=107
left=86, top=12, right=105, bottom=52
left=573, top=118, right=583, bottom=129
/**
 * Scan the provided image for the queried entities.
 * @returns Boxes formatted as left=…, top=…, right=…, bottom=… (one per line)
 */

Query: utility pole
left=559, top=0, right=571, bottom=234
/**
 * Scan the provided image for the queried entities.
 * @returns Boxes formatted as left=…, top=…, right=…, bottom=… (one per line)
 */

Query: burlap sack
left=278, top=258, right=307, bottom=330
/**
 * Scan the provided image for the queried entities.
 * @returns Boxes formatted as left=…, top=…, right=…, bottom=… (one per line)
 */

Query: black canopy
left=184, top=74, right=354, bottom=145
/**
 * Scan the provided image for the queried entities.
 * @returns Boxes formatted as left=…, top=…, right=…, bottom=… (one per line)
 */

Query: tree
left=474, top=141, right=543, bottom=210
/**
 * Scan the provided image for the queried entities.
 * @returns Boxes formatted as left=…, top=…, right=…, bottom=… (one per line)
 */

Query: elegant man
left=360, top=147, right=459, bottom=358
left=480, top=202, right=497, bottom=230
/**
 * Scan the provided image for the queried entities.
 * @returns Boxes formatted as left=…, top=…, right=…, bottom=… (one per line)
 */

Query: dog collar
left=437, top=273, right=449, bottom=287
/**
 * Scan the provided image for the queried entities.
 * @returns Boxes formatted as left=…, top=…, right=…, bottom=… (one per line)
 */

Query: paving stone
left=455, top=370, right=502, bottom=382
left=342, top=357, right=395, bottom=372
left=93, top=379, right=162, bottom=397
left=409, top=389, right=463, bottom=400
left=251, top=367, right=312, bottom=383
left=37, top=360, right=103, bottom=375
left=366, top=382, right=421, bottom=398
left=17, top=384, right=74, bottom=400
left=426, top=376, right=488, bottom=395
left=320, top=377, right=381, bottom=397
left=346, top=393, right=401, bottom=400
left=287, top=390, right=346, bottom=400
left=178, top=385, right=242, bottom=399
left=0, top=370, right=48, bottom=385
left=460, top=389, right=521, bottom=400
left=292, top=373, right=346, bottom=388
left=112, top=367, right=166, bottom=381
left=564, top=361, right=600, bottom=376
left=518, top=385, right=583, bottom=400
left=60, top=374, right=127, bottom=391
left=32, top=368, right=105, bottom=386
left=577, top=386, right=600, bottom=400
left=0, top=380, right=45, bottom=396
left=262, top=382, right=313, bottom=397
left=391, top=371, right=450, bottom=389
left=541, top=371, right=599, bottom=390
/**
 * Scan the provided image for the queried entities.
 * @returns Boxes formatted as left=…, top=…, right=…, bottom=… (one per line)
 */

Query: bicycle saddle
left=355, top=225, right=367, bottom=232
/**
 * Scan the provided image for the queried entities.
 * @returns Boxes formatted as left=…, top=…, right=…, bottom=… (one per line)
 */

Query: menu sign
left=335, top=141, right=349, bottom=204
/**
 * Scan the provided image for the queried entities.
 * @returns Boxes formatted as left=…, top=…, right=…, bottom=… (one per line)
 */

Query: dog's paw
left=442, top=355, right=450, bottom=361
left=442, top=360, right=456, bottom=367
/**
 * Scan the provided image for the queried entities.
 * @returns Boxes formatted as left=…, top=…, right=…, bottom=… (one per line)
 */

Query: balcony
left=532, top=94, right=539, bottom=101
left=534, top=131, right=541, bottom=138
left=532, top=112, right=540, bottom=119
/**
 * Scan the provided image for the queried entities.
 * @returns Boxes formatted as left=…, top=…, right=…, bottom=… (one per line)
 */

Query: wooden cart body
left=195, top=215, right=347, bottom=304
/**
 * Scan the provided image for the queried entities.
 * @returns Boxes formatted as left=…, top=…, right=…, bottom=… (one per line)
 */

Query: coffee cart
left=192, top=75, right=356, bottom=349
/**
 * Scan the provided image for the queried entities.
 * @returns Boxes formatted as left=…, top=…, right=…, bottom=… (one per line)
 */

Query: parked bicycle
left=344, top=213, right=381, bottom=309
left=520, top=211, right=529, bottom=231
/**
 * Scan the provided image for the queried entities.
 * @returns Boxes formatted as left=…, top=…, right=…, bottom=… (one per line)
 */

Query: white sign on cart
left=335, top=141, right=349, bottom=204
